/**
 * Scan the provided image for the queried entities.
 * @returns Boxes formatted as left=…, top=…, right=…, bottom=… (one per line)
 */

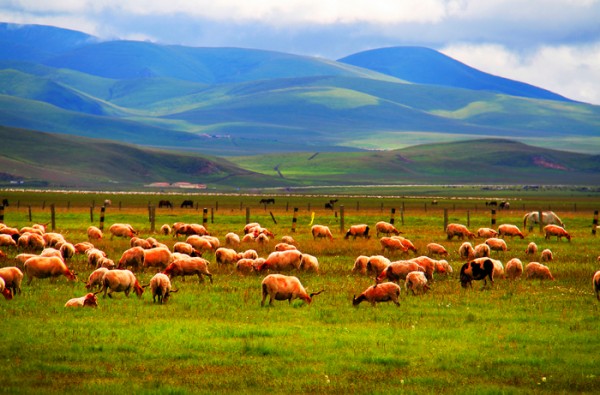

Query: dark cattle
left=259, top=198, right=275, bottom=205
left=1, top=198, right=7, bottom=206
left=460, top=258, right=495, bottom=288
left=499, top=201, right=510, bottom=210
left=158, top=200, right=173, bottom=209
left=181, top=200, right=194, bottom=209
left=324, top=203, right=334, bottom=210
left=485, top=201, right=498, bottom=207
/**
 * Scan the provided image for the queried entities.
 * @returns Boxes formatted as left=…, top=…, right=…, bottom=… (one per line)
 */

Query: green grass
left=1, top=192, right=600, bottom=393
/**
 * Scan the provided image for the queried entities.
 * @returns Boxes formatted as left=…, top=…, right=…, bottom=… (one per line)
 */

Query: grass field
left=1, top=191, right=599, bottom=394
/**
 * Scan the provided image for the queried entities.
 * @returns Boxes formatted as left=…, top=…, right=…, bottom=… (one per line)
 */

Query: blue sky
left=2, top=0, right=600, bottom=104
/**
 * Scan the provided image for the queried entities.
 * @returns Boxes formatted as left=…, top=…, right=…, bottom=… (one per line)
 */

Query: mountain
left=0, top=22, right=599, bottom=158
left=338, top=46, right=572, bottom=102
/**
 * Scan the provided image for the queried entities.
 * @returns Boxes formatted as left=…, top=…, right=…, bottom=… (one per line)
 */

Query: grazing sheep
left=275, top=242, right=297, bottom=251
left=525, top=262, right=555, bottom=280
left=458, top=242, right=475, bottom=260
left=593, top=271, right=600, bottom=301
left=175, top=223, right=210, bottom=237
left=160, top=224, right=171, bottom=235
left=243, top=222, right=261, bottom=234
left=0, top=277, right=13, bottom=300
left=163, top=257, right=212, bottom=283
left=485, top=238, right=508, bottom=252
left=186, top=235, right=215, bottom=254
left=375, top=221, right=401, bottom=237
left=59, top=243, right=75, bottom=261
left=235, top=258, right=261, bottom=275
left=74, top=242, right=94, bottom=254
left=490, top=258, right=505, bottom=279
left=408, top=256, right=436, bottom=281
left=473, top=243, right=491, bottom=258
left=365, top=255, right=391, bottom=276
left=351, top=255, right=370, bottom=275
left=0, top=266, right=23, bottom=295
left=255, top=233, right=270, bottom=246
left=23, top=256, right=77, bottom=285
left=376, top=260, right=425, bottom=284
left=460, top=258, right=495, bottom=288
left=392, top=236, right=417, bottom=254
left=117, top=246, right=145, bottom=271
left=257, top=250, right=303, bottom=272
left=380, top=237, right=408, bottom=255
left=405, top=271, right=430, bottom=295
left=95, top=269, right=144, bottom=298
left=130, top=236, right=153, bottom=249
left=281, top=235, right=296, bottom=245
left=477, top=227, right=498, bottom=238
left=299, top=254, right=319, bottom=272
left=147, top=273, right=177, bottom=304
left=215, top=247, right=242, bottom=265
left=434, top=260, right=453, bottom=276
left=544, top=225, right=571, bottom=242
left=19, top=232, right=46, bottom=250
left=505, top=258, right=523, bottom=280
left=108, top=223, right=137, bottom=239
left=352, top=282, right=401, bottom=307
left=96, top=256, right=116, bottom=270
left=241, top=233, right=255, bottom=243
left=446, top=223, right=475, bottom=240
left=225, top=232, right=241, bottom=248
left=498, top=224, right=525, bottom=239
left=525, top=242, right=538, bottom=255
left=344, top=224, right=370, bottom=240
left=65, top=293, right=98, bottom=308
left=85, top=268, right=109, bottom=290
left=426, top=243, right=448, bottom=257
left=43, top=232, right=66, bottom=247
left=541, top=249, right=553, bottom=262
left=142, top=247, right=173, bottom=271
left=172, top=242, right=199, bottom=257
left=311, top=225, right=334, bottom=241
left=200, top=235, right=220, bottom=251
left=87, top=226, right=103, bottom=240
left=0, top=234, right=17, bottom=247
left=87, top=248, right=107, bottom=268
left=40, top=247, right=63, bottom=259
left=260, top=274, right=323, bottom=306
left=241, top=249, right=259, bottom=260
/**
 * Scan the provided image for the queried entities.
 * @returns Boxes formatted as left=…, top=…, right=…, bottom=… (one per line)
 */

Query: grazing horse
left=158, top=200, right=173, bottom=209
left=180, top=200, right=194, bottom=209
left=259, top=198, right=275, bottom=205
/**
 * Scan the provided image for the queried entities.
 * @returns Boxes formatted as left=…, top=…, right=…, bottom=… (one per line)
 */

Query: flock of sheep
left=0, top=209, right=599, bottom=310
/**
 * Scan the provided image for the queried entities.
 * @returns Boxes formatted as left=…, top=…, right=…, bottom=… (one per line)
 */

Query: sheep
left=42, top=232, right=66, bottom=247
left=142, top=247, right=173, bottom=271
left=87, top=226, right=103, bottom=240
left=257, top=250, right=303, bottom=272
left=235, top=258, right=261, bottom=275
left=108, top=223, right=137, bottom=239
left=0, top=234, right=17, bottom=247
left=15, top=253, right=36, bottom=265
left=485, top=238, right=508, bottom=252
left=541, top=249, right=553, bottom=262
left=95, top=269, right=144, bottom=298
left=525, top=242, right=538, bottom=255
left=490, top=258, right=505, bottom=279
left=380, top=236, right=408, bottom=255
left=311, top=225, right=334, bottom=241
left=65, top=293, right=98, bottom=308
left=0, top=226, right=20, bottom=242
left=255, top=233, right=270, bottom=246
left=96, top=256, right=116, bottom=270
left=376, top=260, right=425, bottom=284
left=274, top=242, right=297, bottom=251
left=201, top=235, right=220, bottom=250
left=434, top=260, right=453, bottom=276
left=593, top=271, right=600, bottom=301
left=172, top=242, right=199, bottom=257
left=375, top=221, right=401, bottom=237
left=160, top=224, right=171, bottom=235
left=351, top=255, right=370, bottom=275
left=117, top=246, right=145, bottom=271
left=130, top=236, right=153, bottom=249
left=505, top=258, right=523, bottom=280
left=281, top=235, right=296, bottom=245
left=0, top=277, right=13, bottom=300
left=525, top=262, right=555, bottom=280
left=458, top=242, right=475, bottom=260
left=74, top=241, right=94, bottom=254
left=446, top=223, right=475, bottom=240
left=498, top=224, right=525, bottom=239
left=146, top=273, right=177, bottom=304
left=299, top=253, right=319, bottom=272
left=352, top=282, right=401, bottom=307
left=19, top=232, right=45, bottom=250
left=241, top=233, right=256, bottom=243
left=215, top=247, right=242, bottom=265
left=23, top=256, right=77, bottom=285
left=260, top=274, right=323, bottom=306
left=174, top=223, right=209, bottom=237
left=473, top=243, right=491, bottom=258
left=40, top=247, right=63, bottom=259
left=251, top=226, right=275, bottom=238
left=86, top=248, right=107, bottom=268
left=405, top=271, right=430, bottom=295
left=523, top=211, right=564, bottom=230
left=459, top=258, right=495, bottom=288
left=393, top=236, right=417, bottom=254
left=426, top=243, right=448, bottom=257
left=0, top=266, right=23, bottom=295
left=366, top=255, right=391, bottom=276
left=244, top=222, right=261, bottom=234
left=163, top=257, right=213, bottom=283
left=345, top=224, right=370, bottom=239
left=241, top=249, right=259, bottom=260
left=225, top=232, right=241, bottom=248
left=544, top=225, right=571, bottom=242
left=59, top=243, right=75, bottom=261
left=477, top=227, right=498, bottom=238
left=407, top=256, right=436, bottom=281
left=186, top=235, right=215, bottom=254
left=85, top=267, right=109, bottom=290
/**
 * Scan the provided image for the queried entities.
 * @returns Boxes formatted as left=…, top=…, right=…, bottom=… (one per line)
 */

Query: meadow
left=1, top=191, right=600, bottom=394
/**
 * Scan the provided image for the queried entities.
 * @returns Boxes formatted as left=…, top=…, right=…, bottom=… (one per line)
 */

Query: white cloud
left=441, top=42, right=600, bottom=105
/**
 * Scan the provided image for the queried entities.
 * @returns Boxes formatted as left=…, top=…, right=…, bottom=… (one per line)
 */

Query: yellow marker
left=308, top=212, right=315, bottom=226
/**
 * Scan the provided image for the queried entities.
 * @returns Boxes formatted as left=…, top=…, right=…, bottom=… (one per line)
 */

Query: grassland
left=1, top=191, right=600, bottom=394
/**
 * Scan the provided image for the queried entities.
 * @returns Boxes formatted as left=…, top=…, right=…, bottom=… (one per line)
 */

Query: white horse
left=523, top=211, right=564, bottom=230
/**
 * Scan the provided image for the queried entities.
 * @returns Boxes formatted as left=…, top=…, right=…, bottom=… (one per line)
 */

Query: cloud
left=441, top=42, right=600, bottom=104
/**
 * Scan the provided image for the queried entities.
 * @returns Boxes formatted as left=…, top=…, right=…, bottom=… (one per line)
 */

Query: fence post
left=593, top=210, right=598, bottom=235
left=149, top=205, right=155, bottom=233
left=340, top=205, right=345, bottom=234
left=443, top=208, right=448, bottom=231
left=90, top=206, right=94, bottom=223
left=203, top=208, right=208, bottom=228
left=292, top=207, right=298, bottom=232
left=99, top=205, right=106, bottom=231
left=401, top=207, right=405, bottom=226
left=270, top=211, right=277, bottom=224
left=0, top=205, right=4, bottom=224
left=390, top=208, right=396, bottom=225
left=211, top=208, right=214, bottom=224
left=246, top=207, right=250, bottom=224
left=50, top=204, right=56, bottom=231
left=491, top=209, right=496, bottom=229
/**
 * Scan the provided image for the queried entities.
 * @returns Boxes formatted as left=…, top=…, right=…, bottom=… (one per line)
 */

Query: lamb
left=498, top=224, right=525, bottom=239
left=405, top=271, right=430, bottom=295
left=85, top=267, right=109, bottom=290
left=458, top=242, right=475, bottom=260
left=65, top=293, right=98, bottom=308
left=225, top=232, right=241, bottom=248
left=352, top=282, right=401, bottom=307
left=344, top=224, right=370, bottom=239
left=257, top=250, right=303, bottom=272
left=375, top=221, right=401, bottom=237
left=142, top=247, right=173, bottom=271
left=95, top=269, right=144, bottom=298
left=544, top=225, right=571, bottom=242
left=376, top=260, right=425, bottom=284
left=260, top=274, right=323, bottom=306
left=525, top=262, right=555, bottom=280
left=446, top=223, right=475, bottom=240
left=117, top=246, right=145, bottom=270
left=380, top=237, right=408, bottom=255
left=311, top=225, right=334, bottom=241
left=459, top=258, right=495, bottom=288
left=146, top=273, right=177, bottom=304
left=505, top=258, right=523, bottom=280
left=215, top=247, right=242, bottom=265
left=426, top=243, right=448, bottom=257
left=23, top=256, right=77, bottom=285
left=87, top=226, right=103, bottom=240
left=299, top=254, right=319, bottom=272
left=108, top=223, right=137, bottom=239
left=477, top=227, right=498, bottom=238
left=485, top=238, right=508, bottom=252
left=525, top=242, right=538, bottom=255
left=541, top=249, right=554, bottom=262
left=160, top=224, right=171, bottom=235
left=593, top=271, right=600, bottom=301
left=0, top=266, right=23, bottom=295
left=163, top=257, right=213, bottom=283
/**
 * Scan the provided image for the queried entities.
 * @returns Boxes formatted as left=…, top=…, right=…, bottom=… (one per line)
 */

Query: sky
left=2, top=0, right=600, bottom=105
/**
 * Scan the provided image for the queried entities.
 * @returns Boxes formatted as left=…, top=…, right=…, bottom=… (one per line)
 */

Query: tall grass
left=1, top=192, right=599, bottom=394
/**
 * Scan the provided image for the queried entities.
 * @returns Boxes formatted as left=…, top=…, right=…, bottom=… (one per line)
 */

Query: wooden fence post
left=491, top=209, right=496, bottom=229
left=340, top=205, right=345, bottom=234
left=292, top=208, right=298, bottom=232
left=443, top=208, right=448, bottom=232
left=390, top=208, right=396, bottom=225
left=0, top=205, right=4, bottom=224
left=149, top=205, right=155, bottom=233
left=50, top=204, right=56, bottom=231
left=99, top=205, right=106, bottom=230
left=593, top=210, right=598, bottom=235
left=246, top=207, right=250, bottom=225
left=203, top=208, right=208, bottom=228
left=90, top=206, right=94, bottom=223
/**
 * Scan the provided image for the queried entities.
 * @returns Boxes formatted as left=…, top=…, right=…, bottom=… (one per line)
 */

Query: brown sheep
left=118, top=246, right=145, bottom=270
left=172, top=242, right=199, bottom=257
left=108, top=223, right=137, bottom=239
left=95, top=269, right=144, bottom=298
left=541, top=249, right=553, bottom=262
left=345, top=224, right=370, bottom=239
left=365, top=255, right=391, bottom=276
left=163, top=257, right=212, bottom=283
left=485, top=238, right=508, bottom=252
left=426, top=243, right=448, bottom=257
left=260, top=274, right=323, bottom=306
left=311, top=225, right=334, bottom=241
left=257, top=250, right=303, bottom=272
left=23, top=256, right=77, bottom=285
left=405, top=271, right=430, bottom=295
left=0, top=234, right=17, bottom=247
left=235, top=258, right=261, bottom=275
left=87, top=226, right=103, bottom=240
left=505, top=258, right=523, bottom=280
left=525, top=242, right=538, bottom=255
left=85, top=267, right=109, bottom=290
left=446, top=223, right=475, bottom=240
left=215, top=247, right=242, bottom=265
left=459, top=258, right=495, bottom=288
left=375, top=221, right=401, bottom=237
left=380, top=237, right=408, bottom=255
left=498, top=224, right=525, bottom=239
left=544, top=225, right=571, bottom=242
left=65, top=293, right=98, bottom=308
left=408, top=256, right=436, bottom=281
left=477, top=227, right=498, bottom=238
left=376, top=260, right=425, bottom=284
left=353, top=282, right=401, bottom=307
left=0, top=277, right=12, bottom=300
left=274, top=242, right=297, bottom=251
left=186, top=235, right=215, bottom=254
left=74, top=242, right=94, bottom=254
left=525, top=262, right=555, bottom=280
left=0, top=266, right=23, bottom=295
left=142, top=247, right=173, bottom=271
